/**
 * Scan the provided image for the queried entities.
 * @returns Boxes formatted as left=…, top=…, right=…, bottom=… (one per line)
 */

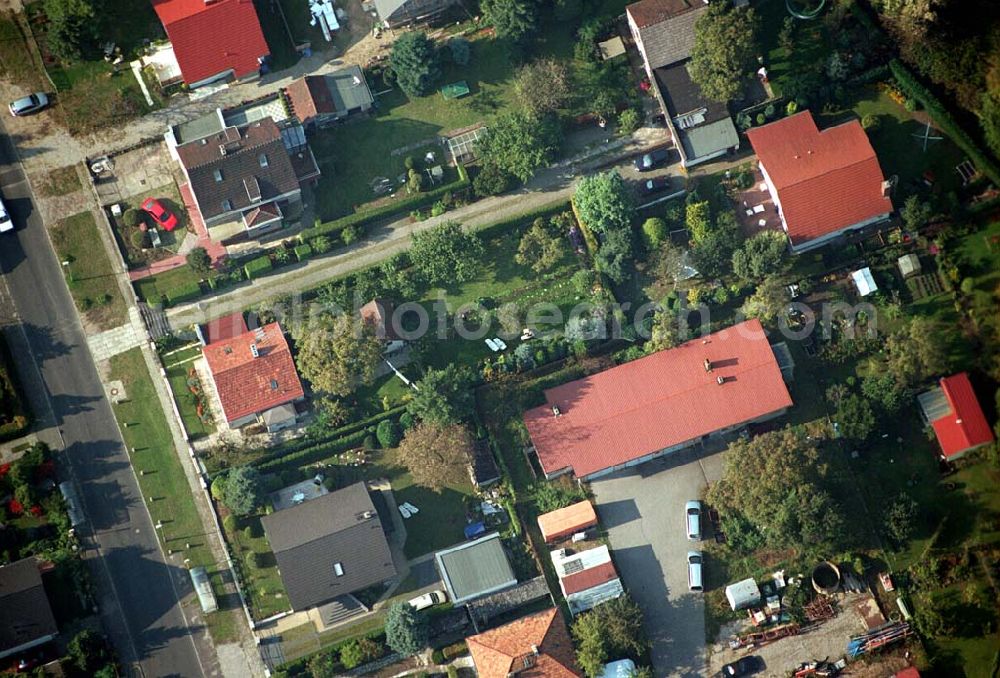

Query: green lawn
left=163, top=345, right=216, bottom=439
left=37, top=165, right=83, bottom=198
left=49, top=211, right=129, bottom=331
left=0, top=12, right=45, bottom=89
left=223, top=513, right=290, bottom=620
left=108, top=348, right=241, bottom=643
left=134, top=265, right=210, bottom=305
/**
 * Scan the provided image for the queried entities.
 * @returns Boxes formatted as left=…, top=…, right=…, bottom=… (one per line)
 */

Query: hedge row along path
left=166, top=128, right=750, bottom=329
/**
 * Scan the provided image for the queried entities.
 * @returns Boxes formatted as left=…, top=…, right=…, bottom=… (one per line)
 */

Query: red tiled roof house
left=746, top=111, right=893, bottom=254
left=151, top=0, right=269, bottom=89
left=917, top=372, right=995, bottom=459
left=550, top=545, right=624, bottom=616
left=203, top=322, right=305, bottom=431
left=524, top=319, right=793, bottom=480
left=467, top=607, right=581, bottom=678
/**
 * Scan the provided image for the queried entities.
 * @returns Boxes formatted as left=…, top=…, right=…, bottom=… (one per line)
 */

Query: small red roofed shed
left=919, top=372, right=994, bottom=459
left=537, top=501, right=598, bottom=543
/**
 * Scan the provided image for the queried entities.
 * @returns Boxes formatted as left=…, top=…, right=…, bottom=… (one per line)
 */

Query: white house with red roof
left=918, top=372, right=995, bottom=460
left=151, top=0, right=270, bottom=89
left=550, top=545, right=624, bottom=616
left=746, top=111, right=893, bottom=254
left=202, top=321, right=305, bottom=430
left=523, top=319, right=793, bottom=480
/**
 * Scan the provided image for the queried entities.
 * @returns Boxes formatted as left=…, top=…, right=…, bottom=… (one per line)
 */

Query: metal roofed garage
left=434, top=533, right=517, bottom=605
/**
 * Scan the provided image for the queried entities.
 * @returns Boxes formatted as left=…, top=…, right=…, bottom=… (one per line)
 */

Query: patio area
left=733, top=167, right=784, bottom=238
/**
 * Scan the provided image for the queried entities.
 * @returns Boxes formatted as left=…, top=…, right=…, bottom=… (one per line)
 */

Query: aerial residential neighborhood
left=0, top=0, right=998, bottom=676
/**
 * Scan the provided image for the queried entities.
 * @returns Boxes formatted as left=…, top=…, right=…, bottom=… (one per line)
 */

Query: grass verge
left=50, top=211, right=129, bottom=331
left=108, top=347, right=241, bottom=643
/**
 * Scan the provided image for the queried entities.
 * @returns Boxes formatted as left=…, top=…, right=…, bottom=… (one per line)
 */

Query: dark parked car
left=722, top=656, right=764, bottom=677
left=639, top=176, right=672, bottom=195
left=634, top=147, right=670, bottom=171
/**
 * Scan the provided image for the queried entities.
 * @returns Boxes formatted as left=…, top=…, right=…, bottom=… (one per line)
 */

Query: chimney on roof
left=219, top=145, right=227, bottom=156
left=250, top=342, right=259, bottom=358
left=704, top=358, right=713, bottom=373
left=717, top=375, right=725, bottom=385
left=352, top=75, right=362, bottom=86
left=552, top=405, right=561, bottom=417
left=881, top=180, right=892, bottom=197
left=531, top=645, right=540, bottom=655
left=956, top=418, right=963, bottom=424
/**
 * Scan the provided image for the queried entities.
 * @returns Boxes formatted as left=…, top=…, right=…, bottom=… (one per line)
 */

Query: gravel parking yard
left=591, top=444, right=727, bottom=678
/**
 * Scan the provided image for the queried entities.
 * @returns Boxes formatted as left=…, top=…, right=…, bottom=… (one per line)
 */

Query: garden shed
left=897, top=253, right=921, bottom=278
left=725, top=577, right=762, bottom=611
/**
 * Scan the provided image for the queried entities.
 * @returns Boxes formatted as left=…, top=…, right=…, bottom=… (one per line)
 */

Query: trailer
left=728, top=623, right=800, bottom=650
left=847, top=621, right=913, bottom=657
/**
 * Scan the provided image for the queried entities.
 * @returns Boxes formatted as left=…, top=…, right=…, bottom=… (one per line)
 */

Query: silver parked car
left=9, top=92, right=49, bottom=116
left=685, top=500, right=702, bottom=540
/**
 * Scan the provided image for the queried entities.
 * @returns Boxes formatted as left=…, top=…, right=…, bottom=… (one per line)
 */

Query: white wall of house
left=788, top=212, right=892, bottom=254
left=0, top=633, right=58, bottom=661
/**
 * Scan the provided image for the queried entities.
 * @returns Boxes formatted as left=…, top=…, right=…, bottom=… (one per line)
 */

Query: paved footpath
left=167, top=137, right=752, bottom=329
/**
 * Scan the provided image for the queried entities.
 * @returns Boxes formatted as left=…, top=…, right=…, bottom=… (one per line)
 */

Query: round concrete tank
left=812, top=561, right=841, bottom=595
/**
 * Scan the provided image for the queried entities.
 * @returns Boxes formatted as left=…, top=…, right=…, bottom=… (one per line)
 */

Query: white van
left=0, top=198, right=12, bottom=233
left=685, top=500, right=702, bottom=541
left=687, top=551, right=703, bottom=592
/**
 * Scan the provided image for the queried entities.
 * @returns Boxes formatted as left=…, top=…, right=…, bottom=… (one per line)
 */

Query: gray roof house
left=627, top=0, right=739, bottom=168
left=435, top=533, right=517, bottom=605
left=284, top=66, right=374, bottom=127
left=374, top=0, right=457, bottom=27
left=174, top=117, right=319, bottom=234
left=261, top=482, right=397, bottom=611
left=0, top=558, right=58, bottom=660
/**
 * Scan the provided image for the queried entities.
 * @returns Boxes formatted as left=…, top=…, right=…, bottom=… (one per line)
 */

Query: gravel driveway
left=591, top=445, right=727, bottom=678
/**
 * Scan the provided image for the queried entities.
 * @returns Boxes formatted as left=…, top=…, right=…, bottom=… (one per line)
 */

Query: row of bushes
left=301, top=164, right=470, bottom=241
left=889, top=59, right=1000, bottom=187
left=254, top=429, right=370, bottom=474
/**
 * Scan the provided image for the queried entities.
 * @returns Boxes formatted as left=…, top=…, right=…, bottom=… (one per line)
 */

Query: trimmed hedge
left=166, top=279, right=203, bottom=305
left=293, top=243, right=313, bottom=261
left=301, top=164, right=470, bottom=241
left=255, top=429, right=370, bottom=474
left=890, top=59, right=1000, bottom=187
left=244, top=256, right=273, bottom=279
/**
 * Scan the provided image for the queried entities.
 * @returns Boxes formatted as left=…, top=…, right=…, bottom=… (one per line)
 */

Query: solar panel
left=562, top=558, right=584, bottom=575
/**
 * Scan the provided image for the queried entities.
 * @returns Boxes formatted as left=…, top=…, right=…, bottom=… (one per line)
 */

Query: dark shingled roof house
left=0, top=558, right=58, bottom=660
left=261, top=482, right=397, bottom=611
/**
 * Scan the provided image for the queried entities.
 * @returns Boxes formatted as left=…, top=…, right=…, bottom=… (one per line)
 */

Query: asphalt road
left=591, top=445, right=726, bottom=678
left=0, top=124, right=206, bottom=677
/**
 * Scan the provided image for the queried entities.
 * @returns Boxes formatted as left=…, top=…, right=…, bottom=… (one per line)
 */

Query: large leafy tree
left=740, top=275, right=788, bottom=324
left=410, top=221, right=484, bottom=285
left=385, top=602, right=429, bottom=655
left=44, top=0, right=98, bottom=60
left=707, top=427, right=844, bottom=549
left=223, top=466, right=262, bottom=516
left=594, top=226, right=633, bottom=284
left=397, top=423, right=474, bottom=492
left=406, top=364, right=475, bottom=425
left=574, top=171, right=634, bottom=235
left=482, top=0, right=537, bottom=44
left=832, top=393, right=876, bottom=441
left=685, top=201, right=712, bottom=244
left=688, top=3, right=759, bottom=102
left=884, top=316, right=949, bottom=388
left=292, top=313, right=384, bottom=396
left=732, top=230, right=787, bottom=281
left=900, top=194, right=933, bottom=231
left=516, top=217, right=567, bottom=273
left=571, top=596, right=649, bottom=678
left=691, top=211, right=744, bottom=278
left=645, top=310, right=680, bottom=353
left=390, top=31, right=440, bottom=97
left=477, top=111, right=563, bottom=183
left=514, top=58, right=571, bottom=114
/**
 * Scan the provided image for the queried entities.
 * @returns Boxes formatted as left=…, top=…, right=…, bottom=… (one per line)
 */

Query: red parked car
left=140, top=197, right=178, bottom=231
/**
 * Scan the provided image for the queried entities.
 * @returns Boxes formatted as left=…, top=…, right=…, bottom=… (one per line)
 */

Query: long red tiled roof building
left=524, top=319, right=793, bottom=479
left=467, top=608, right=581, bottom=678
left=151, top=0, right=269, bottom=88
left=746, top=110, right=893, bottom=253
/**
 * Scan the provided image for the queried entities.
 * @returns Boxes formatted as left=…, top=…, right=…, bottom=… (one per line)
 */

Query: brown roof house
left=174, top=116, right=319, bottom=237
left=0, top=558, right=58, bottom=660
left=467, top=607, right=581, bottom=678
left=202, top=322, right=305, bottom=431
left=284, top=65, right=374, bottom=127
left=626, top=0, right=739, bottom=167
left=261, top=482, right=397, bottom=612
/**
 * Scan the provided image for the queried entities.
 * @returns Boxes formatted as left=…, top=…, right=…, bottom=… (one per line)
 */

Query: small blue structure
left=464, top=522, right=486, bottom=540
